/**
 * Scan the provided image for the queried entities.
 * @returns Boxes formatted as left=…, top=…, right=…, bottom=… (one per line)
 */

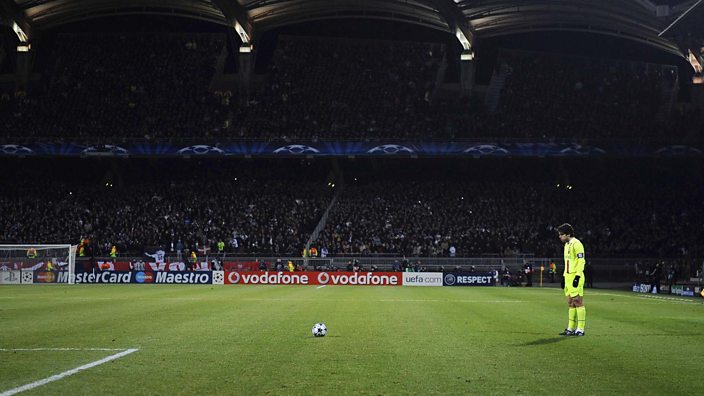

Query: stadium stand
left=315, top=178, right=704, bottom=258
left=0, top=160, right=332, bottom=256
left=1, top=33, right=226, bottom=141
left=491, top=50, right=670, bottom=140
left=1, top=159, right=702, bottom=259
left=2, top=33, right=700, bottom=143
left=233, top=36, right=448, bottom=141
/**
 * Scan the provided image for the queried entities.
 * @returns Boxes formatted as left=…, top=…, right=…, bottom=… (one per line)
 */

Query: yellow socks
left=576, top=306, right=586, bottom=331
left=568, top=307, right=577, bottom=330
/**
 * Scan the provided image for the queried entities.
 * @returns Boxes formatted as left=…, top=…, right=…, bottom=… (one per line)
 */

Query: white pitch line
left=590, top=291, right=700, bottom=304
left=636, top=295, right=700, bottom=303
left=316, top=285, right=327, bottom=289
left=0, top=348, right=128, bottom=352
left=0, top=348, right=138, bottom=396
left=242, top=297, right=525, bottom=303
left=0, top=297, right=202, bottom=301
left=591, top=292, right=697, bottom=303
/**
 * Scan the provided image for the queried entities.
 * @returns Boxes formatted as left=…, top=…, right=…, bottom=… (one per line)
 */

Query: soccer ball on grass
left=312, top=323, right=327, bottom=337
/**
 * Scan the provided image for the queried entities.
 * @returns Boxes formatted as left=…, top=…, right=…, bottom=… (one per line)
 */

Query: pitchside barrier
left=3, top=255, right=694, bottom=284
left=4, top=270, right=453, bottom=287
left=442, top=272, right=497, bottom=286
left=633, top=283, right=702, bottom=296
left=70, top=255, right=640, bottom=282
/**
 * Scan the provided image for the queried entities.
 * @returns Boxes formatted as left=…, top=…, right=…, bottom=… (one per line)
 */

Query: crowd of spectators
left=233, top=36, right=447, bottom=141
left=0, top=160, right=332, bottom=256
left=1, top=33, right=227, bottom=141
left=491, top=50, right=671, bottom=140
left=0, top=33, right=702, bottom=143
left=313, top=163, right=704, bottom=258
left=2, top=159, right=701, bottom=260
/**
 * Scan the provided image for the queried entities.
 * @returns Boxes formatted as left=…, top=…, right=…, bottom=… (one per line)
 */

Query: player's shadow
left=519, top=337, right=570, bottom=346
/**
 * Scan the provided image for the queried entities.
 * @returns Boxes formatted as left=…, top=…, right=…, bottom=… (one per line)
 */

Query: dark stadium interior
left=3, top=3, right=704, bottom=393
left=1, top=11, right=703, bottom=143
left=1, top=1, right=704, bottom=281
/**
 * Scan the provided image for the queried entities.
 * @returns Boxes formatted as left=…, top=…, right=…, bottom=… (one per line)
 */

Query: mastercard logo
left=35, top=272, right=56, bottom=283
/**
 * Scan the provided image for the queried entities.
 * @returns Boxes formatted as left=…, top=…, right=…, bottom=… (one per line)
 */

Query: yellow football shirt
left=563, top=237, right=585, bottom=276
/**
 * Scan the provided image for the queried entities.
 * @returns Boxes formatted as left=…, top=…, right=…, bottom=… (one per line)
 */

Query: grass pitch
left=1, top=284, right=702, bottom=395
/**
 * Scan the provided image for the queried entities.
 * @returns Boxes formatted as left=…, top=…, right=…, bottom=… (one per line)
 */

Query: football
left=312, top=323, right=327, bottom=337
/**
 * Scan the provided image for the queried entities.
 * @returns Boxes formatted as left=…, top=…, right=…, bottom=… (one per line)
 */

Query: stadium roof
left=0, top=0, right=696, bottom=56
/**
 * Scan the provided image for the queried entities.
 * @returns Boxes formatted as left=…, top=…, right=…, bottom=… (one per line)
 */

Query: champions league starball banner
left=1, top=142, right=702, bottom=158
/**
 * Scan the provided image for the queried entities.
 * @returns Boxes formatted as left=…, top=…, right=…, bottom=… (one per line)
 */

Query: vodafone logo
left=318, top=272, right=399, bottom=286
left=226, top=271, right=309, bottom=285
left=228, top=271, right=241, bottom=284
left=223, top=271, right=401, bottom=286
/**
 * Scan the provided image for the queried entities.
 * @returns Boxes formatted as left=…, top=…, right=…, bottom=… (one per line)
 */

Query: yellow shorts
left=564, top=273, right=585, bottom=297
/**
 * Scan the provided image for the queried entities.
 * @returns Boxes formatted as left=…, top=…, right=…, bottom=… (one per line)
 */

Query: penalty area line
left=589, top=291, right=700, bottom=304
left=0, top=348, right=138, bottom=396
left=0, top=348, right=128, bottom=352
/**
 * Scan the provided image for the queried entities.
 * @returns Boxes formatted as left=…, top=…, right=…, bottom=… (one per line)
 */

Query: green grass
left=1, top=285, right=703, bottom=395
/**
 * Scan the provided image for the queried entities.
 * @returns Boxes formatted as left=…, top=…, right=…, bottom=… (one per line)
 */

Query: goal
left=0, top=244, right=77, bottom=285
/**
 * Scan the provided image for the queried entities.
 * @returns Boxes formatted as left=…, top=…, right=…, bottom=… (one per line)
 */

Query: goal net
left=0, top=244, right=77, bottom=285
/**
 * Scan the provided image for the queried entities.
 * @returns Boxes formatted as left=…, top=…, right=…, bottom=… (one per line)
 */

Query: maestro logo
left=134, top=271, right=153, bottom=283
left=444, top=273, right=456, bottom=286
left=317, top=272, right=330, bottom=285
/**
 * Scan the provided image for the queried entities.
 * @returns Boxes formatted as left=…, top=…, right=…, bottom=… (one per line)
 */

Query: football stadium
left=1, top=0, right=704, bottom=394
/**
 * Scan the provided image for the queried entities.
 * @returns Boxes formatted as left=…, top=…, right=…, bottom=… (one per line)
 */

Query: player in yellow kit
left=558, top=223, right=586, bottom=336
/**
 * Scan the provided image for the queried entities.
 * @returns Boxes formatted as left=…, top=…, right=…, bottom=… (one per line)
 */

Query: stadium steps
left=430, top=52, right=448, bottom=104
left=306, top=189, right=341, bottom=251
left=484, top=65, right=510, bottom=113
left=656, top=71, right=679, bottom=124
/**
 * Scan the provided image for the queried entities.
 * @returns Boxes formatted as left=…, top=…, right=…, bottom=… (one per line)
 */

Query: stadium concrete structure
left=2, top=1, right=700, bottom=83
left=1, top=1, right=703, bottom=156
left=0, top=0, right=694, bottom=56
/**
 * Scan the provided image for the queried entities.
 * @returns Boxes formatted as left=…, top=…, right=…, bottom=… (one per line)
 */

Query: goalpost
left=0, top=244, right=77, bottom=285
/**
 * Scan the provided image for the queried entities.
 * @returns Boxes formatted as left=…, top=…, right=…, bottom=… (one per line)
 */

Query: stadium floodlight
left=0, top=244, right=77, bottom=285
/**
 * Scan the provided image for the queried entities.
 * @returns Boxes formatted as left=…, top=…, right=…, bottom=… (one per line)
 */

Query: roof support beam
left=0, top=0, right=33, bottom=41
left=423, top=0, right=475, bottom=50
left=658, top=0, right=703, bottom=36
left=210, top=0, right=253, bottom=44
